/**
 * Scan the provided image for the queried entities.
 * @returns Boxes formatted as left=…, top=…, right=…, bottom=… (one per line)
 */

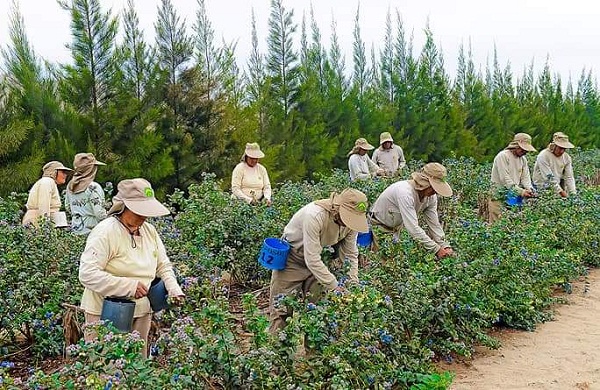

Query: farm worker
left=231, top=142, right=272, bottom=206
left=371, top=132, right=406, bottom=177
left=65, top=153, right=108, bottom=235
left=268, top=188, right=369, bottom=333
left=347, top=137, right=384, bottom=181
left=78, top=178, right=184, bottom=357
left=488, top=133, right=537, bottom=223
left=532, top=132, right=576, bottom=197
left=370, top=162, right=454, bottom=259
left=22, top=161, right=72, bottom=227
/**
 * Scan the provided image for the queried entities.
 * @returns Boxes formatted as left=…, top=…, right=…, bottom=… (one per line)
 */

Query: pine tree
left=154, top=0, right=194, bottom=189
left=58, top=0, right=118, bottom=154
left=0, top=2, right=67, bottom=194
left=265, top=0, right=301, bottom=180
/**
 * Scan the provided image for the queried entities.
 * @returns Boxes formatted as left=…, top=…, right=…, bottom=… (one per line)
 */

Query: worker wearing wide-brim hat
left=347, top=138, right=384, bottom=181
left=22, top=161, right=73, bottom=227
left=231, top=142, right=272, bottom=206
left=79, top=178, right=184, bottom=357
left=371, top=132, right=406, bottom=177
left=65, top=153, right=108, bottom=235
left=488, top=133, right=537, bottom=223
left=268, top=188, right=369, bottom=333
left=370, top=162, right=454, bottom=259
left=533, top=132, right=576, bottom=197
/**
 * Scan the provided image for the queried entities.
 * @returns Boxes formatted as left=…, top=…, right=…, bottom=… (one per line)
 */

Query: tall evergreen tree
left=154, top=0, right=194, bottom=189
left=58, top=0, right=118, bottom=155
left=103, top=0, right=174, bottom=188
left=0, top=2, right=69, bottom=193
left=264, top=0, right=301, bottom=180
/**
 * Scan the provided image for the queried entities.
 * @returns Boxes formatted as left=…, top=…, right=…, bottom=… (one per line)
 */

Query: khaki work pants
left=84, top=312, right=152, bottom=357
left=268, top=247, right=326, bottom=334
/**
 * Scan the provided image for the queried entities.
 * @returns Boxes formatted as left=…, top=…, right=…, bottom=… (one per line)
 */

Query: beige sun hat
left=334, top=188, right=369, bottom=232
left=244, top=143, right=265, bottom=159
left=507, top=133, right=536, bottom=152
left=73, top=153, right=106, bottom=169
left=423, top=163, right=453, bottom=197
left=347, top=137, right=375, bottom=156
left=107, top=178, right=169, bottom=217
left=379, top=132, right=394, bottom=145
left=42, top=161, right=73, bottom=178
left=552, top=132, right=574, bottom=149
left=355, top=138, right=375, bottom=150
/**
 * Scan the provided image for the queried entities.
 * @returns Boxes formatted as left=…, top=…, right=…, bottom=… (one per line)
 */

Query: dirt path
left=448, top=269, right=600, bottom=390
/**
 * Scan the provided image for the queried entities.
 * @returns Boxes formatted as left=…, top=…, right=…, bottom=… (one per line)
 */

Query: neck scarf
left=68, top=165, right=97, bottom=194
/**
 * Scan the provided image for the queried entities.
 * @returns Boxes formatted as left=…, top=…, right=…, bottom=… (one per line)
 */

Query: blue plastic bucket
left=506, top=194, right=523, bottom=206
left=258, top=238, right=290, bottom=270
left=357, top=231, right=373, bottom=247
left=100, top=297, right=135, bottom=333
left=148, top=278, right=169, bottom=312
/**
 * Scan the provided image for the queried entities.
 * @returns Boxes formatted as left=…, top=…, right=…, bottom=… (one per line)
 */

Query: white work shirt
left=490, top=149, right=533, bottom=196
left=23, top=177, right=61, bottom=225
left=532, top=149, right=576, bottom=195
left=370, top=180, right=449, bottom=254
left=231, top=162, right=272, bottom=203
left=372, top=145, right=406, bottom=176
left=79, top=217, right=184, bottom=317
left=348, top=154, right=379, bottom=181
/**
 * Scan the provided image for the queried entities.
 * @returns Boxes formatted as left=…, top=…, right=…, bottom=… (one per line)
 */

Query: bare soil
left=447, top=269, right=600, bottom=390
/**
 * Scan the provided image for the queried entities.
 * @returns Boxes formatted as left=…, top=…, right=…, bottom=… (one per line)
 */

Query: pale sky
left=0, top=0, right=599, bottom=84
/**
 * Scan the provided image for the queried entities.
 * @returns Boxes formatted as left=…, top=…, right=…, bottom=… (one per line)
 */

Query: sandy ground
left=448, top=269, right=600, bottom=390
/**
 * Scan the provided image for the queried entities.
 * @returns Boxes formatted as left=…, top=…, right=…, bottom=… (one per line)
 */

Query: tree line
left=1, top=0, right=599, bottom=196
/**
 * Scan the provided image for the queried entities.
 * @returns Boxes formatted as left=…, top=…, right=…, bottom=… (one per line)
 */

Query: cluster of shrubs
left=0, top=153, right=598, bottom=389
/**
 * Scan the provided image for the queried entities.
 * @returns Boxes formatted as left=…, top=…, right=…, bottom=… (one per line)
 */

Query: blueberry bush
left=0, top=152, right=598, bottom=389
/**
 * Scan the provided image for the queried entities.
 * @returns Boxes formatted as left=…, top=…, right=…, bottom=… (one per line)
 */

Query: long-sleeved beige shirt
left=282, top=203, right=359, bottom=289
left=231, top=162, right=272, bottom=203
left=490, top=149, right=533, bottom=196
left=532, top=149, right=576, bottom=195
left=22, top=177, right=61, bottom=226
left=79, top=217, right=184, bottom=317
left=370, top=180, right=449, bottom=254
left=372, top=145, right=406, bottom=176
left=348, top=154, right=379, bottom=181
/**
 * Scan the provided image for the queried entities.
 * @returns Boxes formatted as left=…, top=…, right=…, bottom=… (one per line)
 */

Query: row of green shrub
left=0, top=153, right=598, bottom=389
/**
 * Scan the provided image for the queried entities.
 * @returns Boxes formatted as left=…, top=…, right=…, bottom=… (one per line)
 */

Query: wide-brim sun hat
left=379, top=132, right=394, bottom=145
left=552, top=132, right=574, bottom=149
left=43, top=161, right=73, bottom=173
left=423, top=162, right=453, bottom=197
left=355, top=138, right=375, bottom=151
left=509, top=133, right=536, bottom=152
left=335, top=188, right=369, bottom=232
left=244, top=142, right=265, bottom=159
left=73, top=152, right=106, bottom=169
left=107, top=178, right=170, bottom=217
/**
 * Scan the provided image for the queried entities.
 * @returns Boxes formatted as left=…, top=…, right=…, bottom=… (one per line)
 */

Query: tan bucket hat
left=244, top=143, right=265, bottom=159
left=379, top=132, right=394, bottom=145
left=423, top=163, right=453, bottom=197
left=42, top=161, right=72, bottom=173
left=508, top=133, right=536, bottom=152
left=107, top=178, right=169, bottom=217
left=552, top=132, right=574, bottom=149
left=334, top=188, right=369, bottom=232
left=355, top=138, right=375, bottom=151
left=73, top=153, right=106, bottom=169
left=42, top=161, right=72, bottom=176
